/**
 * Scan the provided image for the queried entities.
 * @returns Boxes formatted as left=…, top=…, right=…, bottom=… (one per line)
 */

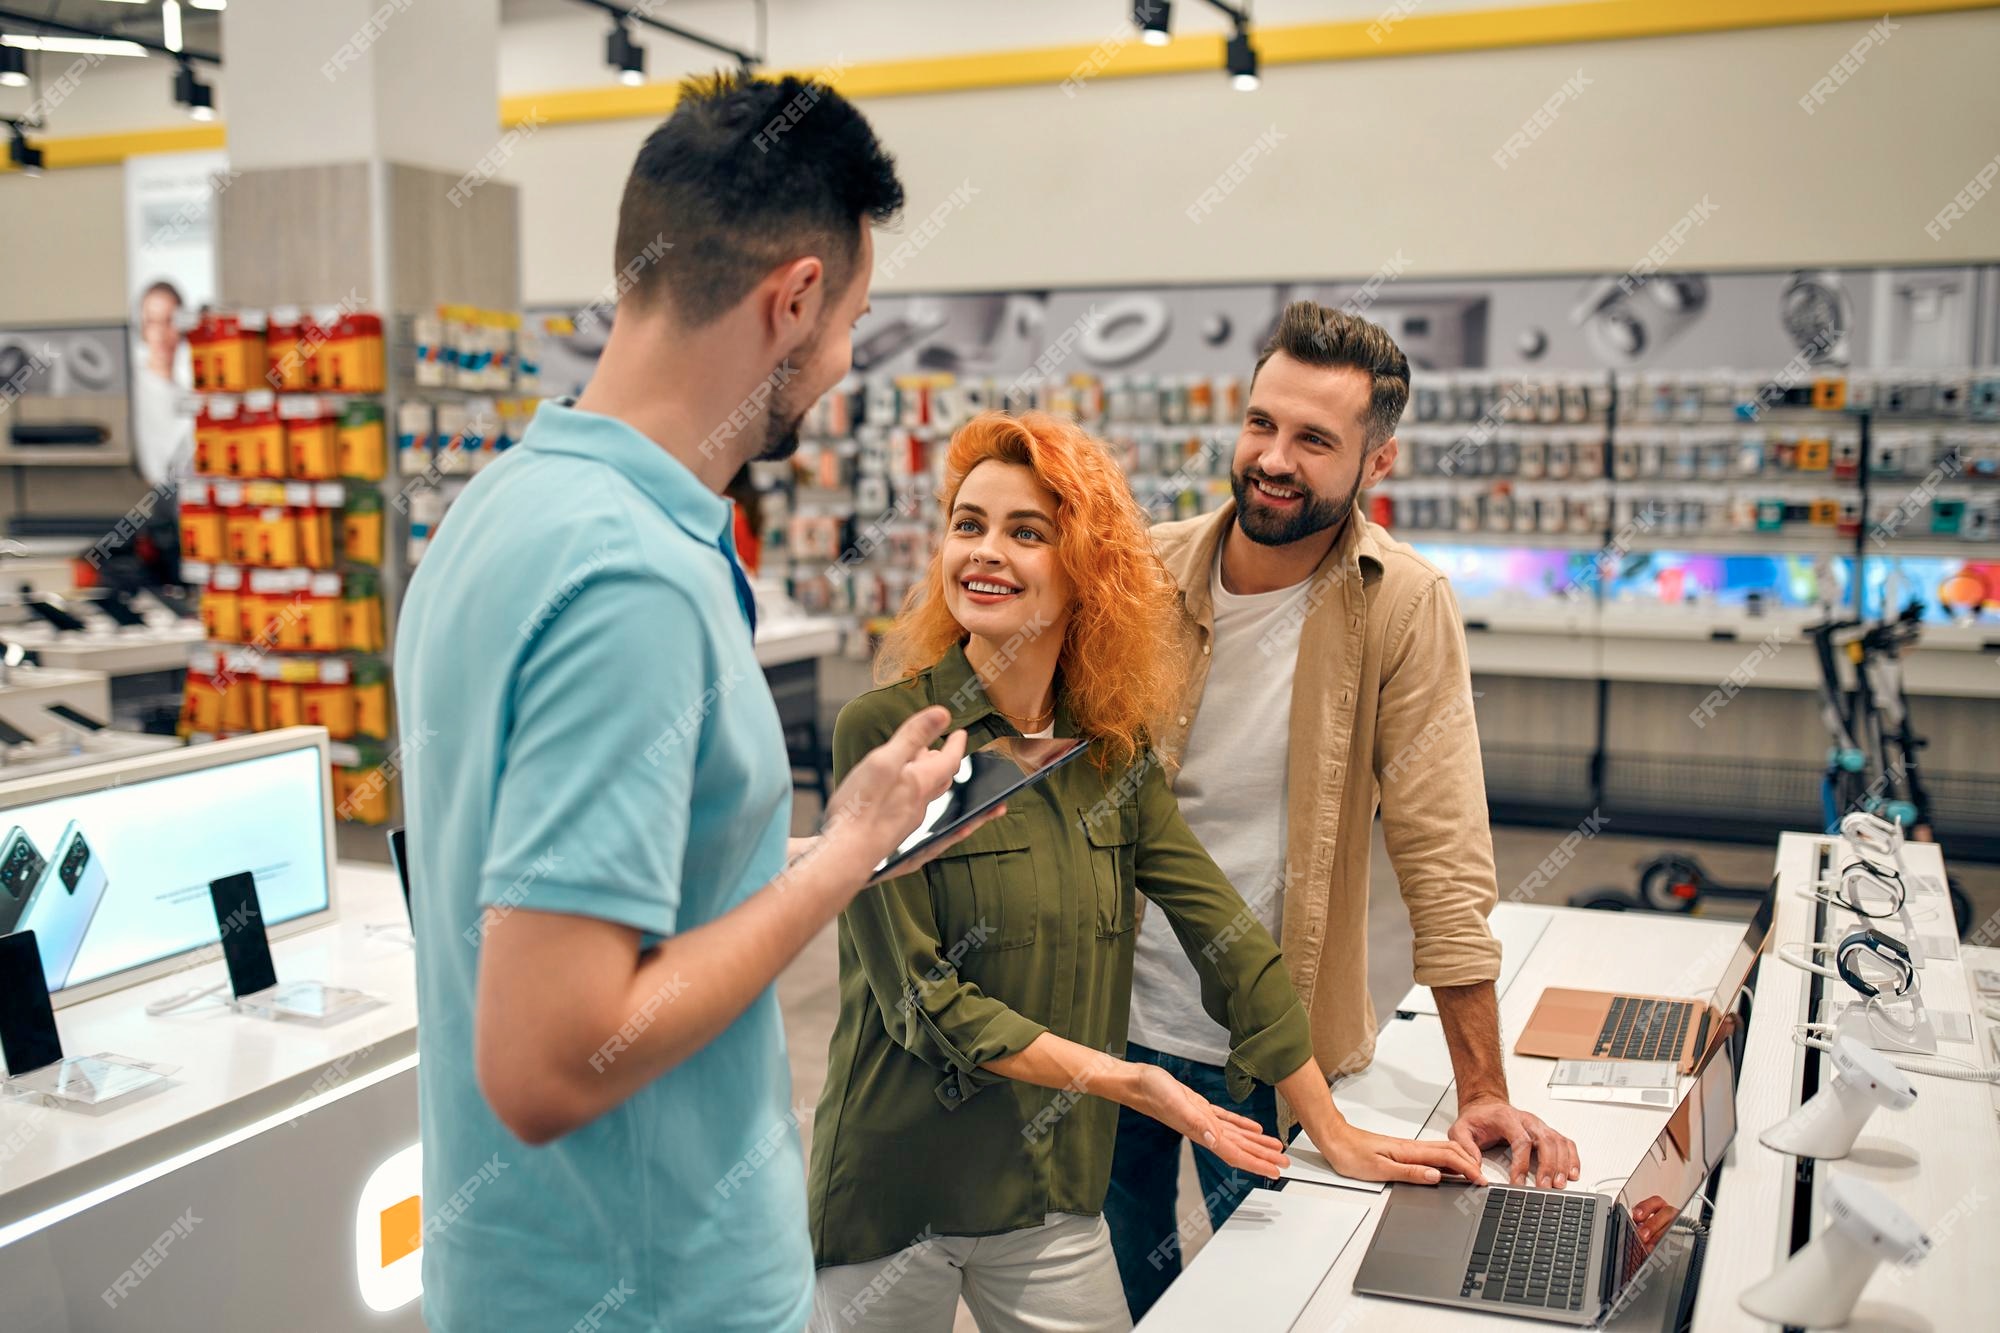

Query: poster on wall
left=123, top=148, right=229, bottom=486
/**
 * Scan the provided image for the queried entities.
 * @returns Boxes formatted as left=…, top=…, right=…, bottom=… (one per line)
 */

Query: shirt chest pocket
left=926, top=818, right=1039, bottom=951
left=1082, top=802, right=1139, bottom=938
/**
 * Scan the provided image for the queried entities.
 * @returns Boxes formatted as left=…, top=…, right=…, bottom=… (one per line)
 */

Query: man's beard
left=753, top=351, right=814, bottom=462
left=1230, top=464, right=1363, bottom=547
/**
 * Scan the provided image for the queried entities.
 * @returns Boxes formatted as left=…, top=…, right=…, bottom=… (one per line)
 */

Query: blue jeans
left=1103, top=1042, right=1282, bottom=1322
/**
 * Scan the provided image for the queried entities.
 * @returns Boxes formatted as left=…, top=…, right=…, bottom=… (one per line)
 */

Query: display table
left=0, top=863, right=420, bottom=1331
left=1691, top=834, right=1996, bottom=1331
left=1146, top=839, right=1998, bottom=1331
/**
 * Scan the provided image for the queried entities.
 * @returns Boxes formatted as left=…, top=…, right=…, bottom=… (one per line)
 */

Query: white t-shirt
left=1127, top=544, right=1311, bottom=1067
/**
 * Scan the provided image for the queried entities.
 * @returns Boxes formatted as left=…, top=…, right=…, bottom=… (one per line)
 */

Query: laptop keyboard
left=1594, top=996, right=1690, bottom=1061
left=1461, top=1188, right=1593, bottom=1312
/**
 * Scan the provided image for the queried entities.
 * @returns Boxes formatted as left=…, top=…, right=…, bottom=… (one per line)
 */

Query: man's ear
left=763, top=256, right=826, bottom=353
left=1361, top=435, right=1399, bottom=488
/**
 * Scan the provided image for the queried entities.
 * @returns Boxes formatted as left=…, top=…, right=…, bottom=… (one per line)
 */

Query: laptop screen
left=1613, top=1041, right=1737, bottom=1272
left=1704, top=881, right=1776, bottom=1016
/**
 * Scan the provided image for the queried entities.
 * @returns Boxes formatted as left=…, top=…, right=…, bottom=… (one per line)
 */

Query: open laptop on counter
left=1353, top=1039, right=1736, bottom=1324
left=1513, top=883, right=1773, bottom=1073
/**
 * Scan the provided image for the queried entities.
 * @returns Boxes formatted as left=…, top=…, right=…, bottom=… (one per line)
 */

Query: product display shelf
left=173, top=306, right=400, bottom=824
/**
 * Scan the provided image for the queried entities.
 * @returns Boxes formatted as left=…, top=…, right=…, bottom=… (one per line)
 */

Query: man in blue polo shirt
left=395, top=74, right=978, bottom=1331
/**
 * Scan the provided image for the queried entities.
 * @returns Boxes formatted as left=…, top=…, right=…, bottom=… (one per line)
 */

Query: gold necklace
left=995, top=700, right=1055, bottom=732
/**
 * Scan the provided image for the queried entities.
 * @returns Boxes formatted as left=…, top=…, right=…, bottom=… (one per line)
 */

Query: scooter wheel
left=1637, top=856, right=1703, bottom=914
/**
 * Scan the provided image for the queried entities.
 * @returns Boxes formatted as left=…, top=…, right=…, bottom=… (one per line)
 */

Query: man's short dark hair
left=615, top=72, right=903, bottom=327
left=1252, top=301, right=1410, bottom=446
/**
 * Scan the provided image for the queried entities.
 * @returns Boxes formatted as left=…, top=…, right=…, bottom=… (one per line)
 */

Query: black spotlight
left=606, top=22, right=645, bottom=87
left=0, top=45, right=28, bottom=90
left=173, top=59, right=215, bottom=121
left=1226, top=26, right=1260, bottom=91
left=1135, top=1, right=1172, bottom=45
left=9, top=124, right=43, bottom=177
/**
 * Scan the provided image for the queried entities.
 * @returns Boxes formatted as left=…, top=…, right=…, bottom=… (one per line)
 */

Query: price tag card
left=1547, top=1059, right=1680, bottom=1106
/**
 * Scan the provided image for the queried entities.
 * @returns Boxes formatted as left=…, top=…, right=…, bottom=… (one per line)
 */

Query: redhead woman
left=806, top=412, right=1478, bottom=1332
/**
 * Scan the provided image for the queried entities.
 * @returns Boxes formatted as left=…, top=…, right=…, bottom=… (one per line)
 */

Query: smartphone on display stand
left=0, top=928, right=171, bottom=1102
left=0, top=929, right=64, bottom=1076
left=45, top=703, right=107, bottom=733
left=93, top=593, right=149, bottom=629
left=21, top=596, right=88, bottom=635
left=0, top=827, right=47, bottom=935
left=16, top=823, right=112, bottom=991
left=208, top=871, right=375, bottom=1021
left=209, top=870, right=281, bottom=999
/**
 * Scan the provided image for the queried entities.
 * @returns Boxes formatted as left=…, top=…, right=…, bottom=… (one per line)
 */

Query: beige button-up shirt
left=1149, top=500, right=1502, bottom=1085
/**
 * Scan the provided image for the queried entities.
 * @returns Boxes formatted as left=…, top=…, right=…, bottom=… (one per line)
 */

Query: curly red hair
left=876, top=411, right=1187, bottom=773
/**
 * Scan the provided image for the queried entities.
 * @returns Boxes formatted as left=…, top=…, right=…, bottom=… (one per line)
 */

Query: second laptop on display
left=1513, top=882, right=1774, bottom=1073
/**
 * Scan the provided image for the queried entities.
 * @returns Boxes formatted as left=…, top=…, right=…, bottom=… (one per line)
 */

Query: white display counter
left=0, top=865, right=421, bottom=1331
left=1145, top=835, right=1997, bottom=1331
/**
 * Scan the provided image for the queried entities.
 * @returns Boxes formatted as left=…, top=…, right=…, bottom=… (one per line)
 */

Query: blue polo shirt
left=394, top=400, right=810, bottom=1332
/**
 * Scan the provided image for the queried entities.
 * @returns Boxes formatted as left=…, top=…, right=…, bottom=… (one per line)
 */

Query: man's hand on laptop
left=1449, top=1095, right=1580, bottom=1190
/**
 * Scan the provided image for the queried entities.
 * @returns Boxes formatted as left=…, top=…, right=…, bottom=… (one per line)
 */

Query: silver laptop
left=1353, top=1039, right=1735, bottom=1325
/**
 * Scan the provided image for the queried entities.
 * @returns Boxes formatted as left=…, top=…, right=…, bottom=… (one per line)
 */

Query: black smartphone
left=94, top=593, right=148, bottom=629
left=0, top=716, right=36, bottom=747
left=21, top=597, right=87, bottom=635
left=208, top=872, right=278, bottom=998
left=45, top=704, right=106, bottom=733
left=386, top=827, right=413, bottom=929
left=0, top=930, right=64, bottom=1075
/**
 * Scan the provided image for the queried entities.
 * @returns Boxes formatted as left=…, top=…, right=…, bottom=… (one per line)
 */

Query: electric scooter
left=1573, top=602, right=1973, bottom=936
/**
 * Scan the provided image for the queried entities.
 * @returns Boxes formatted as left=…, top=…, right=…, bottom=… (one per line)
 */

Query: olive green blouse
left=806, top=642, right=1314, bottom=1269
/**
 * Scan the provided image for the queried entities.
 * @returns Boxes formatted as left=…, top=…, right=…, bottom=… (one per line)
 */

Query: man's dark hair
left=1251, top=301, right=1410, bottom=446
left=615, top=72, right=903, bottom=328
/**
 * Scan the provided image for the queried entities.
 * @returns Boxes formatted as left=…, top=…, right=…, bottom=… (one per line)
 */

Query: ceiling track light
left=173, top=57, right=214, bottom=121
left=606, top=20, right=645, bottom=87
left=8, top=123, right=44, bottom=177
left=1226, top=26, right=1260, bottom=91
left=1135, top=1, right=1172, bottom=45
left=0, top=44, right=26, bottom=89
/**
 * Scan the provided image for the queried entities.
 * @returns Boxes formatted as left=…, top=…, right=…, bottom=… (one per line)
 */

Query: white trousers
left=810, top=1212, right=1133, bottom=1333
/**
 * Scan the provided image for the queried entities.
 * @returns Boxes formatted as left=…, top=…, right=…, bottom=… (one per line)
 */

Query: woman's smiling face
left=941, top=459, right=1071, bottom=646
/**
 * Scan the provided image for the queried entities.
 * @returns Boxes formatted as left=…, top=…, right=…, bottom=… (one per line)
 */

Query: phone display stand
left=227, top=981, right=381, bottom=1026
left=1, top=1052, right=175, bottom=1110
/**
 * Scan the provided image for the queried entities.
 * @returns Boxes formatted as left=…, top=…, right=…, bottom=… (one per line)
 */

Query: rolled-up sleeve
left=1374, top=576, right=1502, bottom=989
left=831, top=699, right=1047, bottom=1110
left=1133, top=754, right=1313, bottom=1102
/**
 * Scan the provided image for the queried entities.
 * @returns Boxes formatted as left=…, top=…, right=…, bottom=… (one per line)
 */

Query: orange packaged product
left=244, top=569, right=294, bottom=644
left=351, top=657, right=391, bottom=739
left=193, top=405, right=227, bottom=475
left=339, top=762, right=394, bottom=823
left=264, top=312, right=306, bottom=392
left=182, top=663, right=223, bottom=735
left=274, top=574, right=310, bottom=650
left=187, top=315, right=212, bottom=392
left=300, top=572, right=344, bottom=651
left=217, top=660, right=256, bottom=732
left=285, top=408, right=339, bottom=480
left=301, top=679, right=357, bottom=740
left=224, top=506, right=261, bottom=565
left=354, top=312, right=385, bottom=393
left=208, top=313, right=266, bottom=393
left=239, top=396, right=286, bottom=478
left=264, top=679, right=304, bottom=730
left=179, top=493, right=225, bottom=565
left=306, top=487, right=341, bottom=568
left=200, top=565, right=244, bottom=642
left=253, top=505, right=298, bottom=568
left=337, top=401, right=387, bottom=480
